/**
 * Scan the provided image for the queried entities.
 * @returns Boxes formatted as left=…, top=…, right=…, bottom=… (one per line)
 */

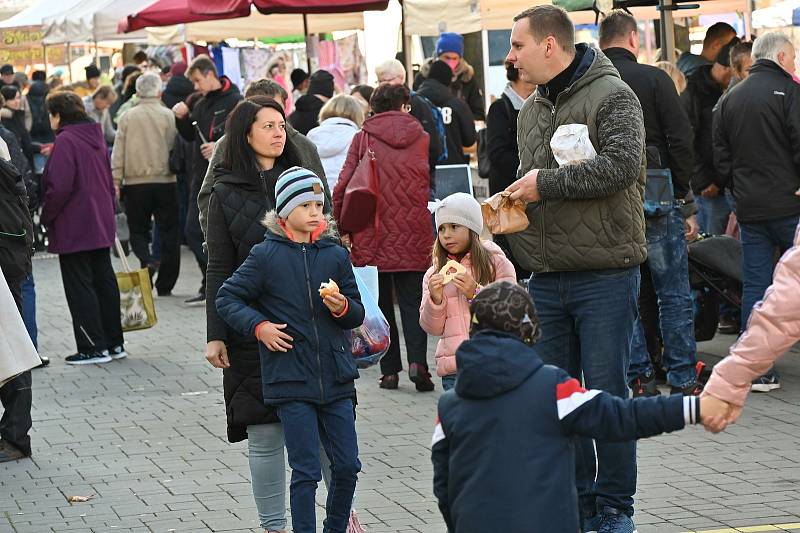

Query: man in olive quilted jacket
left=504, top=6, right=647, bottom=533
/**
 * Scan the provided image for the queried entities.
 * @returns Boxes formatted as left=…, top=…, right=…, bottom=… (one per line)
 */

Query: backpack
left=0, top=157, right=33, bottom=279
left=477, top=96, right=513, bottom=179
left=411, top=91, right=448, bottom=163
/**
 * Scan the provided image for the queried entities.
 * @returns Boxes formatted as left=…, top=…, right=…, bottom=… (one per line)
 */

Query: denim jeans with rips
left=628, top=209, right=697, bottom=388
left=528, top=267, right=640, bottom=517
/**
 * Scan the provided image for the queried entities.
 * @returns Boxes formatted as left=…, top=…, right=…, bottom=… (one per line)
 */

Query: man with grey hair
left=713, top=32, right=800, bottom=393
left=111, top=72, right=181, bottom=296
left=375, top=59, right=442, bottom=177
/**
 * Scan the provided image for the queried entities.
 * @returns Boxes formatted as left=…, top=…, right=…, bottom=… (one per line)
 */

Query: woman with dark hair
left=40, top=90, right=124, bottom=365
left=0, top=85, right=39, bottom=170
left=205, top=96, right=298, bottom=533
left=334, top=83, right=434, bottom=391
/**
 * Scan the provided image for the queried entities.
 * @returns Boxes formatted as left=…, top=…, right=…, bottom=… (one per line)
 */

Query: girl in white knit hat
left=420, top=192, right=517, bottom=390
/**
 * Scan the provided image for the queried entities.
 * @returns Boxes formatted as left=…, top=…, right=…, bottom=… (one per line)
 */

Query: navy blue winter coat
left=431, top=331, right=699, bottom=533
left=216, top=212, right=365, bottom=405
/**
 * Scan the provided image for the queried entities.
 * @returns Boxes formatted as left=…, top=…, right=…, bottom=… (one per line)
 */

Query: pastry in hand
left=439, top=260, right=467, bottom=285
left=319, top=279, right=340, bottom=298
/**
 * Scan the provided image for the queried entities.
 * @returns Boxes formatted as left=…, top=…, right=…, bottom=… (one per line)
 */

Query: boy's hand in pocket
left=257, top=322, right=294, bottom=352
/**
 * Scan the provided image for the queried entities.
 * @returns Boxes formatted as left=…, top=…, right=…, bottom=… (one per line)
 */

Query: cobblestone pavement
left=2, top=249, right=800, bottom=533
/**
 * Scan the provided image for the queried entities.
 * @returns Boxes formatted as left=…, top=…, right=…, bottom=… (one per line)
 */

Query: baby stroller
left=687, top=235, right=742, bottom=342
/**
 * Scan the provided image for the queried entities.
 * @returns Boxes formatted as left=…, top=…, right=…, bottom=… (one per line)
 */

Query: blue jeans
left=21, top=273, right=37, bottom=349
left=628, top=210, right=696, bottom=388
left=528, top=267, right=639, bottom=517
left=441, top=375, right=456, bottom=391
left=740, top=215, right=800, bottom=329
left=696, top=194, right=731, bottom=236
left=278, top=399, right=360, bottom=533
left=247, top=424, right=336, bottom=531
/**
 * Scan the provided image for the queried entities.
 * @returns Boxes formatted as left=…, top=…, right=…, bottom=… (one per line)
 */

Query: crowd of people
left=1, top=7, right=800, bottom=533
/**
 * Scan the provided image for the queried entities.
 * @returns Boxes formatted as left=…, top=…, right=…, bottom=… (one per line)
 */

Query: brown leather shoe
left=379, top=373, right=399, bottom=390
left=408, top=363, right=434, bottom=392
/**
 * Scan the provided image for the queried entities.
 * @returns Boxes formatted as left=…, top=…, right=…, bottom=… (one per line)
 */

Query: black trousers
left=0, top=274, right=32, bottom=456
left=377, top=271, right=429, bottom=376
left=123, top=183, right=181, bottom=294
left=59, top=248, right=124, bottom=354
left=185, top=175, right=207, bottom=292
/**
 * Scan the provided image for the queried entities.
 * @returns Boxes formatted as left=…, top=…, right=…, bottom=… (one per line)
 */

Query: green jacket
left=198, top=124, right=328, bottom=241
left=507, top=45, right=647, bottom=274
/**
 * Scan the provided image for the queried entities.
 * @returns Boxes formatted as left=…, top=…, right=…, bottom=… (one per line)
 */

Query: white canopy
left=404, top=0, right=748, bottom=35
left=145, top=11, right=366, bottom=44
left=42, top=0, right=154, bottom=44
left=751, top=0, right=800, bottom=28
left=0, top=0, right=85, bottom=28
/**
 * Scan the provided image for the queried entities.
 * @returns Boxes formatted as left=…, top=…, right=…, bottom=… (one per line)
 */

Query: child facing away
left=420, top=193, right=517, bottom=390
left=431, top=281, right=718, bottom=533
left=216, top=167, right=365, bottom=533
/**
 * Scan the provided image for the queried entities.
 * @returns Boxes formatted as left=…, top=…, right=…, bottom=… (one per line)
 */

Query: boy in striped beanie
left=216, top=165, right=364, bottom=533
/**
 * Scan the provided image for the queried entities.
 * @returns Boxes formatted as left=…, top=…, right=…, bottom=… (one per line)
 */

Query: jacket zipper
left=302, top=245, right=324, bottom=401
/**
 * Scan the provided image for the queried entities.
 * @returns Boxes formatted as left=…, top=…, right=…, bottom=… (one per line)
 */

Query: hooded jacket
left=307, top=117, right=359, bottom=192
left=215, top=211, right=365, bottom=405
left=713, top=59, right=800, bottom=224
left=508, top=45, right=647, bottom=274
left=161, top=74, right=194, bottom=109
left=40, top=121, right=115, bottom=255
left=414, top=57, right=485, bottom=120
left=419, top=241, right=516, bottom=377
left=176, top=76, right=242, bottom=182
left=289, top=94, right=326, bottom=136
left=681, top=64, right=726, bottom=194
left=417, top=78, right=476, bottom=166
left=704, top=221, right=800, bottom=406
left=431, top=330, right=699, bottom=533
left=333, top=110, right=433, bottom=272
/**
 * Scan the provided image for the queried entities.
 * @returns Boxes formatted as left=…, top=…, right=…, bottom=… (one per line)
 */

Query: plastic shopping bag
left=0, top=266, right=41, bottom=387
left=550, top=123, right=597, bottom=166
left=349, top=266, right=390, bottom=368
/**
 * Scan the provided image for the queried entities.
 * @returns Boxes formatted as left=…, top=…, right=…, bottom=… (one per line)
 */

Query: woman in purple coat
left=41, top=91, right=124, bottom=365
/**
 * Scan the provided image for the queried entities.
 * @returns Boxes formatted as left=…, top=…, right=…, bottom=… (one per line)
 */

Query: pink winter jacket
left=419, top=241, right=516, bottom=377
left=704, top=222, right=800, bottom=407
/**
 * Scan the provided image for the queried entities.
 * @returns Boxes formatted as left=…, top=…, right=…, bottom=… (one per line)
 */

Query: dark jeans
left=628, top=210, right=697, bottom=388
left=21, top=273, right=37, bottom=349
left=441, top=375, right=456, bottom=391
left=740, top=215, right=800, bottom=329
left=277, top=399, right=360, bottom=533
left=176, top=172, right=189, bottom=244
left=185, top=175, right=207, bottom=292
left=528, top=267, right=639, bottom=517
left=377, top=271, right=428, bottom=376
left=0, top=274, right=32, bottom=455
left=59, top=248, right=124, bottom=354
left=123, top=183, right=181, bottom=294
left=696, top=194, right=731, bottom=236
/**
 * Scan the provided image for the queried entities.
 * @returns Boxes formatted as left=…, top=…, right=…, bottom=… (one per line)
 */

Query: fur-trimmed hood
left=261, top=210, right=340, bottom=242
left=420, top=57, right=475, bottom=84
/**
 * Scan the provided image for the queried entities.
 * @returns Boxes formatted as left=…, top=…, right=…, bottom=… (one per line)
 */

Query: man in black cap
left=69, top=64, right=102, bottom=98
left=291, top=68, right=310, bottom=103
left=289, top=69, right=334, bottom=135
left=0, top=65, right=15, bottom=88
left=682, top=36, right=738, bottom=236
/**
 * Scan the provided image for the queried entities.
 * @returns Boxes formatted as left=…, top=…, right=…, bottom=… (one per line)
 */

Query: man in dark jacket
left=504, top=6, right=647, bottom=531
left=432, top=282, right=705, bottom=533
left=376, top=59, right=443, bottom=179
left=682, top=37, right=737, bottom=236
left=413, top=32, right=485, bottom=120
left=27, top=71, right=52, bottom=144
left=600, top=10, right=701, bottom=397
left=289, top=69, right=334, bottom=135
left=714, top=32, right=800, bottom=393
left=173, top=55, right=242, bottom=305
left=677, top=22, right=736, bottom=77
left=0, top=152, right=35, bottom=462
left=417, top=60, right=476, bottom=168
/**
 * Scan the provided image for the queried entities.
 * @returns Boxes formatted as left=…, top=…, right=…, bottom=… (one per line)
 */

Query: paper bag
left=481, top=191, right=530, bottom=234
left=550, top=124, right=597, bottom=166
left=0, top=266, right=41, bottom=387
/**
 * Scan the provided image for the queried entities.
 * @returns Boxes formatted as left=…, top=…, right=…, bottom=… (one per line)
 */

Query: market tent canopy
left=42, top=0, right=154, bottom=44
left=0, top=0, right=85, bottom=28
left=751, top=0, right=800, bottom=28
left=404, top=0, right=748, bottom=35
left=143, top=10, right=368, bottom=43
left=192, top=0, right=389, bottom=15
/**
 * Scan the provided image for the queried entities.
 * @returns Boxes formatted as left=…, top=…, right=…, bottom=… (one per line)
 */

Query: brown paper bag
left=481, top=191, right=530, bottom=234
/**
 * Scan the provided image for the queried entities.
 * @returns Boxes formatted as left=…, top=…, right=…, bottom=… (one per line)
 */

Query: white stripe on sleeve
left=431, top=422, right=445, bottom=447
left=683, top=396, right=698, bottom=425
left=556, top=389, right=602, bottom=420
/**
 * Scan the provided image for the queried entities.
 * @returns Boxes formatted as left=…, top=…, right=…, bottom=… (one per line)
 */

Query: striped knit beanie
left=275, top=166, right=325, bottom=219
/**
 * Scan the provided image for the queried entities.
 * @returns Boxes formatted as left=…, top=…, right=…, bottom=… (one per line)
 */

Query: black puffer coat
left=205, top=162, right=289, bottom=442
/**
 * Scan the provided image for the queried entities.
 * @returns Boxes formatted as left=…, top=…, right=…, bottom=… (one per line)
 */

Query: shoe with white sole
left=65, top=351, right=112, bottom=365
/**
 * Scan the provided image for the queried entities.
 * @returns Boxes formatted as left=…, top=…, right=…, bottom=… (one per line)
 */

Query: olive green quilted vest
left=506, top=50, right=647, bottom=274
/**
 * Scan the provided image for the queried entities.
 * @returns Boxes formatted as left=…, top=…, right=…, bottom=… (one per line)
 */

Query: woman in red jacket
left=333, top=83, right=434, bottom=391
